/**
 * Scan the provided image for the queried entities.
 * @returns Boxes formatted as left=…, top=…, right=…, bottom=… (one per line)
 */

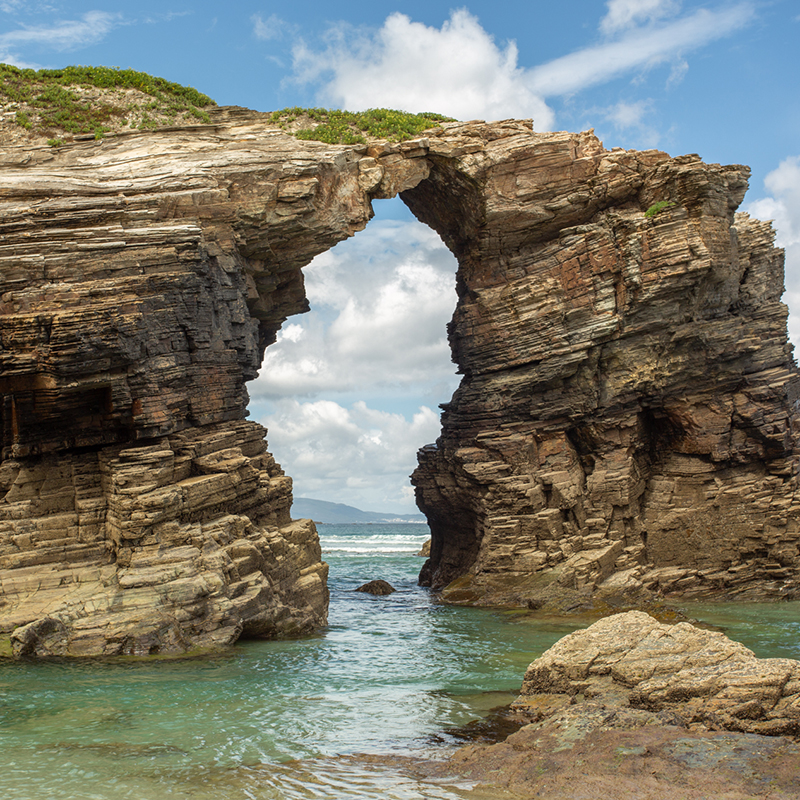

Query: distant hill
left=292, top=497, right=426, bottom=524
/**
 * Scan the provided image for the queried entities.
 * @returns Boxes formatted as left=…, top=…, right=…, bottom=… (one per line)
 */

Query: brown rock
left=409, top=129, right=800, bottom=607
left=421, top=611, right=800, bottom=799
left=518, top=610, right=800, bottom=738
left=1, top=109, right=797, bottom=655
left=354, top=579, right=396, bottom=595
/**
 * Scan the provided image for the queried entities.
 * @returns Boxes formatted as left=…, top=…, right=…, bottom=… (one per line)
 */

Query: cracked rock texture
left=433, top=611, right=800, bottom=799
left=407, top=126, right=800, bottom=606
left=1, top=110, right=798, bottom=654
left=517, top=611, right=800, bottom=738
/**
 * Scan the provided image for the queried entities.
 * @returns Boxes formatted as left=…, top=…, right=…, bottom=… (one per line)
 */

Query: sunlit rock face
left=1, top=110, right=798, bottom=656
left=0, top=108, right=368, bottom=656
left=406, top=124, right=800, bottom=607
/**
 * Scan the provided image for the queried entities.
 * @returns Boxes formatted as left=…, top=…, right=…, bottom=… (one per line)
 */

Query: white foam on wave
left=320, top=537, right=427, bottom=554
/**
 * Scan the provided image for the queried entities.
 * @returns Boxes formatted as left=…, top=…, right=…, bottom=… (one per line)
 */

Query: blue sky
left=3, top=1, right=799, bottom=512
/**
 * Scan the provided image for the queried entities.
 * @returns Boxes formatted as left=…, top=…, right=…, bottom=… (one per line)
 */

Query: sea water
left=0, top=523, right=798, bottom=800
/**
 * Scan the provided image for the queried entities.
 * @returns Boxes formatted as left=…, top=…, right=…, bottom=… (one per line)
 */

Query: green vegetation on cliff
left=269, top=107, right=455, bottom=144
left=0, top=63, right=216, bottom=142
left=0, top=64, right=452, bottom=147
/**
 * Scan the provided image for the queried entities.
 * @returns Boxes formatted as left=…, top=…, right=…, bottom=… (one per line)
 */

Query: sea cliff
left=1, top=107, right=797, bottom=655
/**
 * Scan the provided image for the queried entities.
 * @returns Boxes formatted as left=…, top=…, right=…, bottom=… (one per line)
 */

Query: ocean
left=1, top=523, right=798, bottom=799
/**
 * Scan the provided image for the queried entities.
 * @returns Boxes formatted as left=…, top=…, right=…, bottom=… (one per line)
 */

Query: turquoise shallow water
left=1, top=523, right=798, bottom=799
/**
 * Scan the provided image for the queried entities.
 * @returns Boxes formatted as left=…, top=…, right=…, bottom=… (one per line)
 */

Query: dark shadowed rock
left=355, top=580, right=396, bottom=596
left=410, top=131, right=800, bottom=608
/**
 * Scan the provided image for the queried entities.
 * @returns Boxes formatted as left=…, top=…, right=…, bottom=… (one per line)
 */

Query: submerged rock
left=355, top=580, right=396, bottom=596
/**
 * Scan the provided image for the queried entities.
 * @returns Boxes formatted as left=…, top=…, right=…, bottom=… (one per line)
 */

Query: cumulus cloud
left=251, top=218, right=458, bottom=400
left=291, top=9, right=555, bottom=127
left=0, top=10, right=119, bottom=57
left=745, top=156, right=800, bottom=349
left=290, top=5, right=755, bottom=128
left=262, top=399, right=441, bottom=511
left=251, top=215, right=458, bottom=512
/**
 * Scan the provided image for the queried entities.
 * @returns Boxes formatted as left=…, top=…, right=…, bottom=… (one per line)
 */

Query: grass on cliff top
left=0, top=63, right=216, bottom=144
left=269, top=107, right=455, bottom=144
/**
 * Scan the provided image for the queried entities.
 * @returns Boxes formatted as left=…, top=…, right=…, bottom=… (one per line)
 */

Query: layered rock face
left=0, top=109, right=385, bottom=655
left=1, top=111, right=797, bottom=654
left=408, top=126, right=800, bottom=605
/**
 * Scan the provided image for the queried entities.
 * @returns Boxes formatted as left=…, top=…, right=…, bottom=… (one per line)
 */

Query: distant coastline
left=293, top=497, right=427, bottom=525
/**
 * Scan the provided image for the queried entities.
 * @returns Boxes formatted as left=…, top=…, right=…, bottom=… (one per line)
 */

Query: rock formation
left=432, top=611, right=800, bottom=799
left=354, top=579, right=396, bottom=596
left=517, top=611, right=800, bottom=738
left=407, top=128, right=800, bottom=606
left=1, top=109, right=798, bottom=654
left=0, top=108, right=373, bottom=655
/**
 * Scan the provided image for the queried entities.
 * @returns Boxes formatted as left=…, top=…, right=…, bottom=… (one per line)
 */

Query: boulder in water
left=355, top=580, right=396, bottom=596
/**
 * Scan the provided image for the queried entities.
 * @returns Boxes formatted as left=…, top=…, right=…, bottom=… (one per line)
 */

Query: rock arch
left=0, top=107, right=798, bottom=655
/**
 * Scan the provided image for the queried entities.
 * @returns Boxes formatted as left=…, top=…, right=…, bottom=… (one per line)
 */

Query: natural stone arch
left=0, top=107, right=798, bottom=656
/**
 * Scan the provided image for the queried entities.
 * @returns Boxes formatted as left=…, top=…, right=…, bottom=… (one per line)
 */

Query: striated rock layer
left=1, top=111, right=798, bottom=654
left=0, top=108, right=382, bottom=655
left=407, top=126, right=800, bottom=606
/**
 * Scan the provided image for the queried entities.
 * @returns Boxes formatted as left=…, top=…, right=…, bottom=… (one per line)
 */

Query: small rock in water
left=355, top=580, right=396, bottom=596
left=417, top=539, right=431, bottom=557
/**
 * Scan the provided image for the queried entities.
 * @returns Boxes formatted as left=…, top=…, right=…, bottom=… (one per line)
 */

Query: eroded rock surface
left=427, top=611, right=800, bottom=799
left=408, top=127, right=800, bottom=606
left=0, top=109, right=456, bottom=655
left=518, top=610, right=800, bottom=737
left=1, top=110, right=798, bottom=653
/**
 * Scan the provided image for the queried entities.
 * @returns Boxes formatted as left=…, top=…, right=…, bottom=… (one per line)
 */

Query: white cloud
left=600, top=0, right=682, bottom=34
left=529, top=3, right=755, bottom=96
left=262, top=399, right=441, bottom=511
left=606, top=99, right=651, bottom=128
left=599, top=98, right=661, bottom=148
left=251, top=218, right=458, bottom=400
left=290, top=5, right=754, bottom=128
left=251, top=215, right=457, bottom=512
left=745, top=156, right=800, bottom=350
left=253, top=13, right=292, bottom=42
left=0, top=10, right=119, bottom=56
left=291, top=9, right=555, bottom=127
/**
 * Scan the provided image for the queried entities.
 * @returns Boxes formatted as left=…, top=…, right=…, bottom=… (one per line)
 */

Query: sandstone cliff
left=1, top=109, right=797, bottom=655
